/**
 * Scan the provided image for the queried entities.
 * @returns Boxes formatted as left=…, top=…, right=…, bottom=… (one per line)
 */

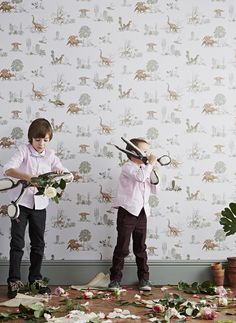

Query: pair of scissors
left=114, top=137, right=171, bottom=166
left=0, top=172, right=73, bottom=220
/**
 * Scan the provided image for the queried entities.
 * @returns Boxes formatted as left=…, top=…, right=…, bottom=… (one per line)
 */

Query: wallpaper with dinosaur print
left=0, top=0, right=236, bottom=261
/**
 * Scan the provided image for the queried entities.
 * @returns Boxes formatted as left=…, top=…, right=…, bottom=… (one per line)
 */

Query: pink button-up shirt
left=3, top=144, right=65, bottom=210
left=112, top=160, right=158, bottom=217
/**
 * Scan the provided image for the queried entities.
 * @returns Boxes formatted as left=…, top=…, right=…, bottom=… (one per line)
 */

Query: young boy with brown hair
left=3, top=118, right=68, bottom=298
left=109, top=137, right=158, bottom=291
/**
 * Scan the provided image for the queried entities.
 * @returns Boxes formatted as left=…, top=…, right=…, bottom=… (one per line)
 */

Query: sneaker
left=30, top=280, right=51, bottom=295
left=8, top=280, right=24, bottom=299
left=139, top=279, right=152, bottom=291
left=108, top=280, right=121, bottom=291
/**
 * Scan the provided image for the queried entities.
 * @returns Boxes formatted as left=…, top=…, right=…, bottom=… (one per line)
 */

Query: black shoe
left=139, top=279, right=152, bottom=291
left=7, top=280, right=24, bottom=299
left=30, top=280, right=51, bottom=295
left=108, top=280, right=121, bottom=291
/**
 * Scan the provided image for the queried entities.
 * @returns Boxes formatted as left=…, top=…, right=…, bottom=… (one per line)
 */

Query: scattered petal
left=134, top=294, right=141, bottom=300
left=160, top=286, right=169, bottom=291
left=215, top=286, right=228, bottom=297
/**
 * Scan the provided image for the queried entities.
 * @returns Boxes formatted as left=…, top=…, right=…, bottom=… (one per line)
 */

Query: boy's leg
left=28, top=208, right=46, bottom=283
left=132, top=208, right=149, bottom=281
left=8, top=206, right=28, bottom=282
left=110, top=207, right=137, bottom=282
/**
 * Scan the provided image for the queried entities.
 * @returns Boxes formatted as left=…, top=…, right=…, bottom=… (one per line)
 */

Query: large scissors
left=0, top=172, right=73, bottom=220
left=114, top=137, right=171, bottom=184
left=115, top=137, right=171, bottom=166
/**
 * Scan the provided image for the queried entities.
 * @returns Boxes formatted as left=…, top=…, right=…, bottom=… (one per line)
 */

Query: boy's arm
left=123, top=153, right=158, bottom=183
left=3, top=146, right=33, bottom=181
left=123, top=163, right=154, bottom=183
left=4, top=168, right=33, bottom=181
left=51, top=151, right=68, bottom=173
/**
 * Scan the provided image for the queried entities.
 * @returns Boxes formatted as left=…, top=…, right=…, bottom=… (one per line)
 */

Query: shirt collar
left=28, top=144, right=46, bottom=158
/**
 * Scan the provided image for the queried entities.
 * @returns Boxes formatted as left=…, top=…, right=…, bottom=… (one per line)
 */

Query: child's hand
left=147, top=153, right=157, bottom=166
left=29, top=175, right=40, bottom=187
left=54, top=168, right=64, bottom=175
left=27, top=174, right=35, bottom=182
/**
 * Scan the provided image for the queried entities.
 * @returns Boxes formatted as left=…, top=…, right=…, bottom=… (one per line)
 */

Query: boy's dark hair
left=28, top=118, right=53, bottom=143
left=126, top=137, right=149, bottom=160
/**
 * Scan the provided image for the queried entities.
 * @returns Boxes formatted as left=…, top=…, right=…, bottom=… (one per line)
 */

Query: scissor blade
left=114, top=145, right=142, bottom=160
left=121, top=137, right=145, bottom=157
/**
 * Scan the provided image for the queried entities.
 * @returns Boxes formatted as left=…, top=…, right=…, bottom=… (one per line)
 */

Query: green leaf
left=192, top=308, right=200, bottom=317
left=220, top=204, right=236, bottom=236
left=177, top=280, right=217, bottom=295
left=62, top=298, right=77, bottom=311
left=229, top=203, right=236, bottom=215
left=34, top=309, right=44, bottom=318
left=19, top=303, right=30, bottom=314
left=29, top=303, right=44, bottom=311
left=0, top=313, right=11, bottom=318
left=59, top=179, right=66, bottom=190
left=35, top=190, right=44, bottom=196
left=52, top=182, right=59, bottom=188
left=186, top=307, right=193, bottom=316
left=116, top=299, right=131, bottom=306
left=54, top=195, right=59, bottom=204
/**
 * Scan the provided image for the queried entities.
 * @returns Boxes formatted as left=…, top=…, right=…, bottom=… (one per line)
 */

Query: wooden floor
left=0, top=284, right=236, bottom=322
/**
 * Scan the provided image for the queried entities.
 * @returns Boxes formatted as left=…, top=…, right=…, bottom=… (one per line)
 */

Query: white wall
left=0, top=0, right=235, bottom=262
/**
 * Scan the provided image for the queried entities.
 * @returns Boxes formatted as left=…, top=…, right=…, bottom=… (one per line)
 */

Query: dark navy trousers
left=8, top=205, right=46, bottom=283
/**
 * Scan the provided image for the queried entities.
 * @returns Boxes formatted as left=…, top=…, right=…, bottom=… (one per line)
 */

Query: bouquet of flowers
left=30, top=172, right=73, bottom=203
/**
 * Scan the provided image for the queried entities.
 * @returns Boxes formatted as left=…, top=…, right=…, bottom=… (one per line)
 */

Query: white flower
left=113, top=308, right=122, bottom=313
left=54, top=286, right=65, bottom=296
left=43, top=313, right=51, bottom=321
left=122, top=309, right=130, bottom=315
left=218, top=296, right=228, bottom=307
left=200, top=299, right=207, bottom=305
left=165, top=307, right=185, bottom=320
left=44, top=186, right=57, bottom=198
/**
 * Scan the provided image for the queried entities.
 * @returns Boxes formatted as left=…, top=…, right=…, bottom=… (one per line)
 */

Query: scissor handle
left=157, top=155, right=171, bottom=166
left=141, top=155, right=171, bottom=166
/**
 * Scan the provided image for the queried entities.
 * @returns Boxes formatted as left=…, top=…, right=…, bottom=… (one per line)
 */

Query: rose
left=200, top=307, right=217, bottom=320
left=152, top=304, right=165, bottom=313
left=54, top=286, right=66, bottom=296
left=215, top=286, right=227, bottom=296
left=44, top=186, right=57, bottom=198
left=83, top=291, right=94, bottom=299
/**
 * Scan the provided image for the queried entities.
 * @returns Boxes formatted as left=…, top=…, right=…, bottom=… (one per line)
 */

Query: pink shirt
left=3, top=144, right=65, bottom=210
left=112, top=160, right=158, bottom=217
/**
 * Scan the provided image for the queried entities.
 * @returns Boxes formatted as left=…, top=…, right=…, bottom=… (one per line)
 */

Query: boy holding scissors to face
left=109, top=137, right=158, bottom=291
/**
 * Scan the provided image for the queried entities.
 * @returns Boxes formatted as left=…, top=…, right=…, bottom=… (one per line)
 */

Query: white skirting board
left=0, top=260, right=228, bottom=285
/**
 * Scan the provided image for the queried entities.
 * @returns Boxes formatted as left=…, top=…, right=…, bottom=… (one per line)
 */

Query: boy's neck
left=29, top=144, right=46, bottom=156
left=130, top=157, right=143, bottom=165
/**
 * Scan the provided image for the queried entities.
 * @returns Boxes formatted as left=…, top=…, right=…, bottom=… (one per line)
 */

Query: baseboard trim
left=0, top=260, right=227, bottom=285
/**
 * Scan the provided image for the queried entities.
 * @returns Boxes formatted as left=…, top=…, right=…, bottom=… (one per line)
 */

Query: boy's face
left=132, top=142, right=150, bottom=165
left=31, top=134, right=50, bottom=153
